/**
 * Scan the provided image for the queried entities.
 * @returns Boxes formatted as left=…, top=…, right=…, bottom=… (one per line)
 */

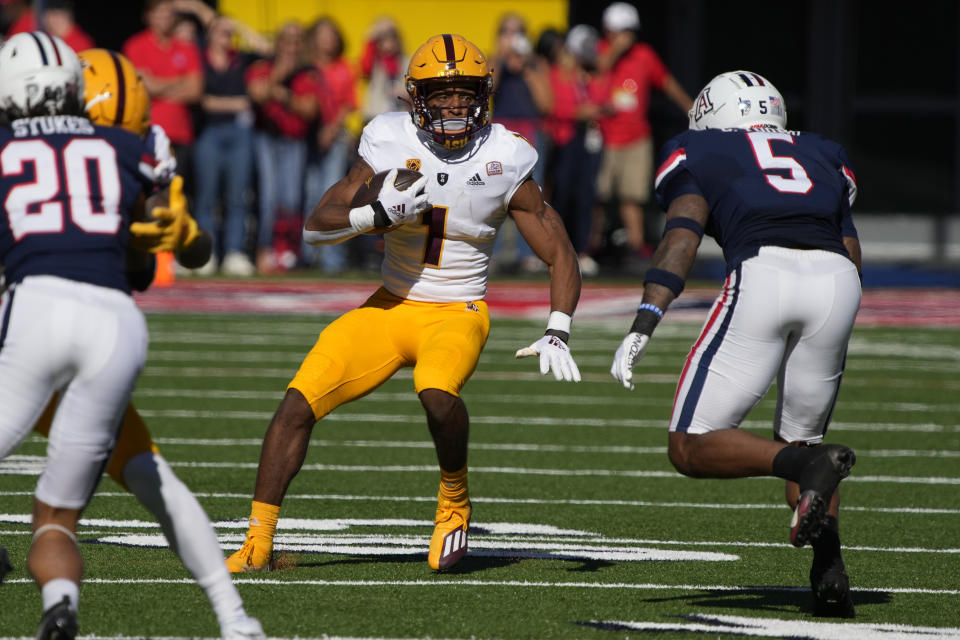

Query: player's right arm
left=302, top=160, right=429, bottom=245
left=639, top=193, right=708, bottom=313
left=611, top=193, right=708, bottom=390
left=302, top=158, right=375, bottom=244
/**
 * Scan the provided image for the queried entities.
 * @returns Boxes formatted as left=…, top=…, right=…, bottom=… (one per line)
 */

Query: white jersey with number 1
left=358, top=111, right=537, bottom=303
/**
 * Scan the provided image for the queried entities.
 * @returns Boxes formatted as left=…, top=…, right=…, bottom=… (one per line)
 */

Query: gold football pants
left=290, top=287, right=490, bottom=419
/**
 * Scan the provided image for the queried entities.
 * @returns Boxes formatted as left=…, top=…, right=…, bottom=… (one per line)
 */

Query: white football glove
left=146, top=124, right=177, bottom=186
left=515, top=334, right=581, bottom=382
left=610, top=332, right=650, bottom=390
left=376, top=168, right=431, bottom=226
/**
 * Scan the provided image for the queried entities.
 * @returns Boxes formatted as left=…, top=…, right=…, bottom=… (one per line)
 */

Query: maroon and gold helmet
left=405, top=34, right=493, bottom=150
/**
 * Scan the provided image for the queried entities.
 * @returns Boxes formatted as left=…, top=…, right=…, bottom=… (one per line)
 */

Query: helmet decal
left=692, top=88, right=714, bottom=124
left=79, top=48, right=151, bottom=136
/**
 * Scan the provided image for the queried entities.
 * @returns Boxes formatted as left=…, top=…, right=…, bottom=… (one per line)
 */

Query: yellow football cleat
left=225, top=535, right=273, bottom=573
left=428, top=498, right=471, bottom=570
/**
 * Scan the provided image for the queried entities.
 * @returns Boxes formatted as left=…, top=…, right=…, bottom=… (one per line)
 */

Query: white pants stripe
left=0, top=276, right=148, bottom=509
left=669, top=247, right=861, bottom=443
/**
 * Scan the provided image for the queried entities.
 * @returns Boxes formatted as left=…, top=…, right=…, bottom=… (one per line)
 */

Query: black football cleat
left=790, top=445, right=856, bottom=548
left=36, top=595, right=77, bottom=640
left=811, top=559, right=856, bottom=618
left=0, top=545, right=12, bottom=584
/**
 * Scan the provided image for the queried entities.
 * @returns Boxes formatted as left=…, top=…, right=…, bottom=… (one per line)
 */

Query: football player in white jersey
left=226, top=34, right=582, bottom=572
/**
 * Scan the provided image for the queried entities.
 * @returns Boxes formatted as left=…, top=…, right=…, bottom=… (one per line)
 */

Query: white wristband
left=348, top=204, right=376, bottom=233
left=547, top=310, right=572, bottom=334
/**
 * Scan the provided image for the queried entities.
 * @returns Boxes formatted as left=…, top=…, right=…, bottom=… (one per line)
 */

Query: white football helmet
left=0, top=31, right=84, bottom=121
left=688, top=70, right=786, bottom=131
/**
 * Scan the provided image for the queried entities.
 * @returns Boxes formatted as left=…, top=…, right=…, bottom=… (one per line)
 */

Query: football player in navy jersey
left=610, top=71, right=861, bottom=618
left=0, top=31, right=153, bottom=639
left=0, top=33, right=260, bottom=639
left=9, top=47, right=264, bottom=640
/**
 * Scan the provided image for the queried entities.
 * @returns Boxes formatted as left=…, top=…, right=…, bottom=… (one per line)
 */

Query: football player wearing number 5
left=227, top=34, right=582, bottom=573
left=610, top=71, right=861, bottom=618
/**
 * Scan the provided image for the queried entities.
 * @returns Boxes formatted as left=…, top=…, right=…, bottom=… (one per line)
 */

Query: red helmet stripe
left=27, top=31, right=49, bottom=65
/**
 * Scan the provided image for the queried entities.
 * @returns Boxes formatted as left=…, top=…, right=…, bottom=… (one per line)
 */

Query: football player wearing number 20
left=0, top=34, right=262, bottom=639
left=227, top=34, right=582, bottom=573
left=0, top=32, right=152, bottom=638
left=611, top=71, right=861, bottom=618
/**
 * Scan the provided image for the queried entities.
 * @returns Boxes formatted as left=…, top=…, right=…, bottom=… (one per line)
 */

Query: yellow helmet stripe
left=106, top=50, right=127, bottom=127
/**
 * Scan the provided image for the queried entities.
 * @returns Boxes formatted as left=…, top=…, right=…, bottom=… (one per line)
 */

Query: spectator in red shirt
left=359, top=16, right=408, bottom=123
left=594, top=2, right=692, bottom=258
left=172, top=0, right=273, bottom=277
left=302, top=17, right=357, bottom=274
left=5, top=0, right=94, bottom=52
left=123, top=0, right=203, bottom=202
left=246, top=21, right=321, bottom=273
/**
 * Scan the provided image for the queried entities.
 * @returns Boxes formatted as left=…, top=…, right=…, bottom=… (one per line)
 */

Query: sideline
left=134, top=279, right=960, bottom=327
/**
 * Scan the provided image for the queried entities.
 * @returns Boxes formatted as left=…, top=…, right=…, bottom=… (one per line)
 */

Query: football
left=350, top=168, right=424, bottom=208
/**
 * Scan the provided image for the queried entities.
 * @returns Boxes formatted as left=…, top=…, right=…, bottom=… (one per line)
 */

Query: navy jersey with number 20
left=654, top=128, right=858, bottom=273
left=0, top=115, right=154, bottom=293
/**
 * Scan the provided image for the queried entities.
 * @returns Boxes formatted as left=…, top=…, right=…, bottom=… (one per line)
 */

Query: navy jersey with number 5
left=0, top=115, right=154, bottom=293
left=654, top=128, right=858, bottom=273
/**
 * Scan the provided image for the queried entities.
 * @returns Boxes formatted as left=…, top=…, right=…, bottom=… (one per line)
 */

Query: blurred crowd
left=2, top=0, right=693, bottom=278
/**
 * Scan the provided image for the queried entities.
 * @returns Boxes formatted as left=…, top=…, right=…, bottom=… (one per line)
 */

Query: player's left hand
left=515, top=335, right=581, bottom=382
left=610, top=332, right=650, bottom=390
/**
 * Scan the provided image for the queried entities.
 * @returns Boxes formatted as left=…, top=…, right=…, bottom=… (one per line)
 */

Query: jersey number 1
left=2, top=138, right=123, bottom=240
left=421, top=206, right=448, bottom=266
left=747, top=131, right=813, bottom=194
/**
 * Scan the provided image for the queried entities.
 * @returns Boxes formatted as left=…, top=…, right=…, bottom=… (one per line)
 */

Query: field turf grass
left=1, top=311, right=958, bottom=639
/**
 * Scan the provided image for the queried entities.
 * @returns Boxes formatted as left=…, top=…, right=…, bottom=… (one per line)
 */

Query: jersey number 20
left=2, top=138, right=123, bottom=241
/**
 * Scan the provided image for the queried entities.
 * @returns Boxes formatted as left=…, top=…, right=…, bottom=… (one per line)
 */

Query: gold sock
left=438, top=466, right=469, bottom=506
left=248, top=500, right=280, bottom=541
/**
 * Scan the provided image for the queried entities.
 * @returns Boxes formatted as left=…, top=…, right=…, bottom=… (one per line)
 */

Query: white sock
left=41, top=578, right=78, bottom=613
left=123, top=452, right=246, bottom=626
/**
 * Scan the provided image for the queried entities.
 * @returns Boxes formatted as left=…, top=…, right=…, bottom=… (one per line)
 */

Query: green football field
left=1, top=307, right=959, bottom=639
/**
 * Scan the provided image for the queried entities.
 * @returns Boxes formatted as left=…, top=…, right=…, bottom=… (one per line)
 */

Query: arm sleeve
left=504, top=132, right=539, bottom=208
left=837, top=146, right=858, bottom=238
left=357, top=116, right=388, bottom=172
left=653, top=135, right=700, bottom=210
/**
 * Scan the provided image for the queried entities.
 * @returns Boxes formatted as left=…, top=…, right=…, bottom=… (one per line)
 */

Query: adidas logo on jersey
left=466, top=173, right=485, bottom=186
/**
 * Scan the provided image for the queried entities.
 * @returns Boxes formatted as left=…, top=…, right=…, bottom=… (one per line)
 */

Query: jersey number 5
left=2, top=138, right=123, bottom=241
left=747, top=131, right=813, bottom=194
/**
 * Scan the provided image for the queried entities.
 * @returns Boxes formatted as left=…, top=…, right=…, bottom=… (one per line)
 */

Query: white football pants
left=669, top=247, right=861, bottom=443
left=0, top=275, right=148, bottom=509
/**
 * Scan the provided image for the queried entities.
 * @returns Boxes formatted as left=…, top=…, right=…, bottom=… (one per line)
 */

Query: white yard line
left=3, top=576, right=959, bottom=596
